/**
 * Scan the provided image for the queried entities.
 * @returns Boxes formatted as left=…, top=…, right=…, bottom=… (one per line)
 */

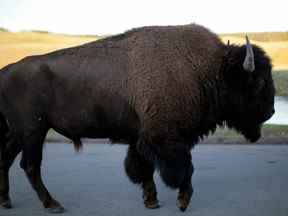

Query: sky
left=0, top=0, right=287, bottom=35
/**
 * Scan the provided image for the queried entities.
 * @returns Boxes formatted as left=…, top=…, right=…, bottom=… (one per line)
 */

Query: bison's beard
left=227, top=121, right=262, bottom=143
left=241, top=124, right=262, bottom=142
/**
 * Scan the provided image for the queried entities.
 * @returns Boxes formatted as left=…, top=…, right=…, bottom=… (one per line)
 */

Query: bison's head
left=224, top=36, right=275, bottom=142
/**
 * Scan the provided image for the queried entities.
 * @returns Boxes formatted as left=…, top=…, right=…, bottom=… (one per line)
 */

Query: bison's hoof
left=46, top=206, right=65, bottom=214
left=177, top=199, right=189, bottom=212
left=144, top=200, right=160, bottom=209
left=177, top=201, right=187, bottom=212
left=177, top=193, right=191, bottom=212
left=0, top=199, right=12, bottom=209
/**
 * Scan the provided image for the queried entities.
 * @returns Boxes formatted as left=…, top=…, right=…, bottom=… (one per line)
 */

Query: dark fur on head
left=223, top=43, right=275, bottom=142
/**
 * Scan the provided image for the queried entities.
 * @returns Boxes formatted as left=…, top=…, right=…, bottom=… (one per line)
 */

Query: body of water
left=266, top=96, right=288, bottom=125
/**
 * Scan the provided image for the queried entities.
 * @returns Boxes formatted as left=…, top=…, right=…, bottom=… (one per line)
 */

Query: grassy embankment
left=201, top=124, right=288, bottom=144
left=0, top=29, right=287, bottom=144
left=273, top=69, right=288, bottom=96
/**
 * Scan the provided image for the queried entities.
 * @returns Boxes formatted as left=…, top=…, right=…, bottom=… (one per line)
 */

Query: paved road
left=1, top=143, right=288, bottom=216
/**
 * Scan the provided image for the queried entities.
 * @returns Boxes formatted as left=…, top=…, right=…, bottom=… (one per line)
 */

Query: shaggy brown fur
left=0, top=24, right=275, bottom=212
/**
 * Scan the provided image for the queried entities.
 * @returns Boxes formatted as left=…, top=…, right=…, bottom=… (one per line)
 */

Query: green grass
left=273, top=70, right=288, bottom=96
left=262, top=124, right=288, bottom=136
left=201, top=124, right=288, bottom=144
left=211, top=124, right=288, bottom=138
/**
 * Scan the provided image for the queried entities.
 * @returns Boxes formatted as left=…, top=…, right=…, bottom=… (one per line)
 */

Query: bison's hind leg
left=124, top=145, right=159, bottom=209
left=0, top=114, right=22, bottom=209
left=19, top=125, right=65, bottom=214
left=0, top=136, right=22, bottom=209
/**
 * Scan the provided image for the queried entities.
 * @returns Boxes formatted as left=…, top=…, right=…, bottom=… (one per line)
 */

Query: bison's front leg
left=142, top=179, right=158, bottom=209
left=124, top=145, right=159, bottom=209
left=177, top=160, right=194, bottom=211
left=158, top=150, right=193, bottom=211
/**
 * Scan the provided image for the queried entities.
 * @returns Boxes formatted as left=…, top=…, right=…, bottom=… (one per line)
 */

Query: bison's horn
left=243, top=35, right=255, bottom=72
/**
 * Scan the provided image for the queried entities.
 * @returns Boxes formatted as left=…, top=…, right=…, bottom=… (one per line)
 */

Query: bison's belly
left=48, top=96, right=139, bottom=142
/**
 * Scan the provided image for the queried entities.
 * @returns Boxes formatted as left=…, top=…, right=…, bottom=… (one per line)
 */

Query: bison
left=0, top=24, right=275, bottom=213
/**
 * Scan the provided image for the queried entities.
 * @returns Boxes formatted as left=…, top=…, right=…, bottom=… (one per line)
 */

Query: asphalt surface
left=1, top=142, right=288, bottom=216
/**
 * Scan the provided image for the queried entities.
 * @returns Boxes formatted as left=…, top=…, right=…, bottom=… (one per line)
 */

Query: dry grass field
left=0, top=30, right=98, bottom=69
left=0, top=29, right=287, bottom=70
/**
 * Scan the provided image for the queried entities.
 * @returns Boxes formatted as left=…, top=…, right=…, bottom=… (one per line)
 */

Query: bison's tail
left=137, top=133, right=191, bottom=189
